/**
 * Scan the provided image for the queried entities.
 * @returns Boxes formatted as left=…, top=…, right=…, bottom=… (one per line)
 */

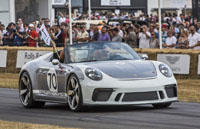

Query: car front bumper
left=80, top=76, right=178, bottom=106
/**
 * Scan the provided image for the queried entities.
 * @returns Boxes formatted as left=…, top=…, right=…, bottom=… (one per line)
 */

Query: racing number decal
left=47, top=68, right=58, bottom=92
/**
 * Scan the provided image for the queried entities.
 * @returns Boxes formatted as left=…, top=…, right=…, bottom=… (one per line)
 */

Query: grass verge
left=0, top=73, right=200, bottom=103
left=0, top=120, right=77, bottom=129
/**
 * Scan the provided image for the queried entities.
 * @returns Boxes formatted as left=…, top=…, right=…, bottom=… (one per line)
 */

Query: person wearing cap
left=162, top=24, right=168, bottom=44
left=27, top=24, right=38, bottom=47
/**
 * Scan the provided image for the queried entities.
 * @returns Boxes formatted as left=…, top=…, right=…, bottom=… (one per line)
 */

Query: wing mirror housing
left=141, top=54, right=148, bottom=60
left=52, top=59, right=59, bottom=65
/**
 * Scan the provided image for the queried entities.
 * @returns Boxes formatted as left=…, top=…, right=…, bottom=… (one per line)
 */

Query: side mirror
left=141, top=54, right=148, bottom=60
left=52, top=59, right=59, bottom=65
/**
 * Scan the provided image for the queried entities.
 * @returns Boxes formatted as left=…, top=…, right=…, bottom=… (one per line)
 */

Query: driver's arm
left=50, top=40, right=60, bottom=60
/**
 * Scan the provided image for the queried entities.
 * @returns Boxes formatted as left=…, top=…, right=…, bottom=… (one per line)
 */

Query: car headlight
left=159, top=64, right=172, bottom=77
left=85, top=68, right=102, bottom=81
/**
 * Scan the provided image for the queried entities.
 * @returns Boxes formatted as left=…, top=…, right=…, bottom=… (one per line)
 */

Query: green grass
left=0, top=73, right=200, bottom=103
left=0, top=120, right=78, bottom=129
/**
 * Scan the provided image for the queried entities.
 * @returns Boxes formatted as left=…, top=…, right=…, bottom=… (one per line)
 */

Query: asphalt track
left=0, top=88, right=200, bottom=129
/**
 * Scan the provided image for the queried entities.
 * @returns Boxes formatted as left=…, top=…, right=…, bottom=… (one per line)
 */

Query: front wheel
left=152, top=102, right=172, bottom=108
left=19, top=72, right=45, bottom=108
left=67, top=74, right=83, bottom=112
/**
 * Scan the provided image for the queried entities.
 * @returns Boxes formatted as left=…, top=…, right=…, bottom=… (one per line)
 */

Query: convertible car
left=19, top=42, right=178, bottom=112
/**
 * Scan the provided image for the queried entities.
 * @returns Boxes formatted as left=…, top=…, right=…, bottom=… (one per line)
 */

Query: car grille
left=122, top=91, right=158, bottom=102
left=165, top=84, right=177, bottom=98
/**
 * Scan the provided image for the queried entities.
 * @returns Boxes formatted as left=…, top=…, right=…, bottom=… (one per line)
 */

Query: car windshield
left=66, top=42, right=141, bottom=63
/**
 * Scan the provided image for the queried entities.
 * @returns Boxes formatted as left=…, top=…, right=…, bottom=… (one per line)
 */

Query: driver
left=93, top=45, right=111, bottom=60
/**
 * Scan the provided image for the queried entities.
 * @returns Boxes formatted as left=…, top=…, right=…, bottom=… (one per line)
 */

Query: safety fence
left=0, top=46, right=200, bottom=79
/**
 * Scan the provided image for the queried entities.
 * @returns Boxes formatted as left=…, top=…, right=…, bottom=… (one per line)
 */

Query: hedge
left=0, top=46, right=200, bottom=79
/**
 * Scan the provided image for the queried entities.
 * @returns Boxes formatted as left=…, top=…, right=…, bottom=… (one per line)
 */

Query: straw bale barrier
left=0, top=47, right=200, bottom=79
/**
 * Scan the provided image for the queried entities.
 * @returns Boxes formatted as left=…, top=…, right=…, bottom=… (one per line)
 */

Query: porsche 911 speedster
left=19, top=42, right=178, bottom=111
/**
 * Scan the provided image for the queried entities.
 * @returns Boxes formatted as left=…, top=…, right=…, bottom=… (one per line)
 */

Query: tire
left=67, top=74, right=83, bottom=112
left=19, top=72, right=45, bottom=108
left=152, top=102, right=172, bottom=108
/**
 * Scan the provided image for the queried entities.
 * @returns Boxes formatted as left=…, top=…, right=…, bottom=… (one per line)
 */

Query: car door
left=37, top=57, right=70, bottom=102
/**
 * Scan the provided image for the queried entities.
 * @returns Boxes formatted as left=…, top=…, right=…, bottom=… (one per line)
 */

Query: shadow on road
left=41, top=103, right=175, bottom=113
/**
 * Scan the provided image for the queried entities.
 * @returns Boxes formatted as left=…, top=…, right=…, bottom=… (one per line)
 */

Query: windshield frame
left=65, top=42, right=142, bottom=64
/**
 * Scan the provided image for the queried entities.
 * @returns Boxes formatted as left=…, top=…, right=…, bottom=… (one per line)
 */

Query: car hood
left=84, top=60, right=157, bottom=79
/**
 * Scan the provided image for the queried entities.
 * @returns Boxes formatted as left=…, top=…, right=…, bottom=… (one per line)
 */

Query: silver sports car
left=19, top=42, right=178, bottom=112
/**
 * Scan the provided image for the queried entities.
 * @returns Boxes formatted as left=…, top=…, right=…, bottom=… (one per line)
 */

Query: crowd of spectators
left=1, top=12, right=200, bottom=50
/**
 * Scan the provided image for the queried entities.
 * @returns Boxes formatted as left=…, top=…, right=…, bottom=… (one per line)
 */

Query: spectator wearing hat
left=162, top=24, right=168, bottom=44
left=124, top=26, right=137, bottom=48
left=27, top=24, right=38, bottom=47
left=163, top=30, right=177, bottom=48
left=112, top=28, right=122, bottom=42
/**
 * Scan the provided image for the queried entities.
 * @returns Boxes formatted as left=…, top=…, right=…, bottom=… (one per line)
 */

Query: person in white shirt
left=188, top=26, right=200, bottom=50
left=59, top=13, right=66, bottom=25
left=18, top=18, right=24, bottom=32
left=77, top=26, right=89, bottom=43
left=116, top=24, right=123, bottom=37
left=137, top=25, right=151, bottom=48
left=163, top=30, right=177, bottom=48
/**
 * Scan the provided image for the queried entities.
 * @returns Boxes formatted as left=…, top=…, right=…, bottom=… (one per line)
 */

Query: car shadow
left=42, top=103, right=176, bottom=113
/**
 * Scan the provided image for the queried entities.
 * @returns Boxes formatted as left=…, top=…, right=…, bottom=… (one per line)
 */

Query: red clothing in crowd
left=28, top=30, right=38, bottom=47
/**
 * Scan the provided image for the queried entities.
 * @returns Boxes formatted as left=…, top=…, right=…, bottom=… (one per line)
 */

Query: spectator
left=188, top=26, right=200, bottom=50
left=177, top=30, right=189, bottom=49
left=112, top=28, right=122, bottom=42
left=124, top=26, right=137, bottom=47
left=138, top=25, right=151, bottom=48
left=27, top=24, right=38, bottom=47
left=150, top=32, right=159, bottom=48
left=116, top=24, right=123, bottom=37
left=59, top=13, right=66, bottom=25
left=3, top=22, right=15, bottom=46
left=98, top=27, right=111, bottom=42
left=10, top=22, right=24, bottom=46
left=44, top=18, right=50, bottom=27
left=50, top=25, right=65, bottom=47
left=91, top=26, right=99, bottom=41
left=0, top=26, right=2, bottom=45
left=23, top=23, right=29, bottom=32
left=197, top=22, right=200, bottom=34
left=17, top=18, right=24, bottom=32
left=134, top=24, right=141, bottom=48
left=77, top=26, right=89, bottom=43
left=163, top=30, right=177, bottom=48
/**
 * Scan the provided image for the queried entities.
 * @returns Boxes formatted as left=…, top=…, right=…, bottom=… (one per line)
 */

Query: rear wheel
left=152, top=102, right=172, bottom=108
left=19, top=72, right=45, bottom=108
left=67, top=74, right=83, bottom=112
